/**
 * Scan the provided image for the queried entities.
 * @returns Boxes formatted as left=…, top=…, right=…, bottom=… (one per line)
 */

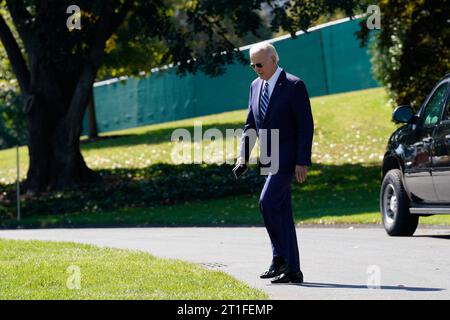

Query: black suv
left=380, top=74, right=450, bottom=236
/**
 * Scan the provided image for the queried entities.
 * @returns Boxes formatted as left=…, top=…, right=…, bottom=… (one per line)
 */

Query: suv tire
left=380, top=169, right=419, bottom=236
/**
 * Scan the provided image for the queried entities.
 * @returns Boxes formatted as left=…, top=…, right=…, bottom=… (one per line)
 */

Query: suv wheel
left=380, top=169, right=419, bottom=236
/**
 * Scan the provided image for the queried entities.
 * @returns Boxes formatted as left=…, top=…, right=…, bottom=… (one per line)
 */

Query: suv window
left=421, top=82, right=449, bottom=126
left=446, top=92, right=450, bottom=121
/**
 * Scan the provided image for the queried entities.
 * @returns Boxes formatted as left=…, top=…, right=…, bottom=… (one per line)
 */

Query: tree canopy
left=358, top=0, right=450, bottom=109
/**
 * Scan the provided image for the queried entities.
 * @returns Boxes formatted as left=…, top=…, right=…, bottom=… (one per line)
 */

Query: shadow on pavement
left=269, top=282, right=445, bottom=291
left=413, top=235, right=450, bottom=240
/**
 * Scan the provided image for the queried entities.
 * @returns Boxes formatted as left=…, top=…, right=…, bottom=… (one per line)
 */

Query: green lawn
left=2, top=87, right=450, bottom=226
left=1, top=87, right=394, bottom=183
left=0, top=239, right=267, bottom=300
left=4, top=163, right=449, bottom=228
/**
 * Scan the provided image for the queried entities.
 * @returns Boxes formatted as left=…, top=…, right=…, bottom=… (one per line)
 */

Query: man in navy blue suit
left=235, top=42, right=314, bottom=284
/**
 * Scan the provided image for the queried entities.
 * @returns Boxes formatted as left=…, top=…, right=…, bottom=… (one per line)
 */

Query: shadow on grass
left=0, top=162, right=382, bottom=228
left=80, top=122, right=245, bottom=151
left=292, top=163, right=381, bottom=220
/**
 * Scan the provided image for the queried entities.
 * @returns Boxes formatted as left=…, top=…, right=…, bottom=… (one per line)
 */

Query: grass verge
left=0, top=239, right=267, bottom=300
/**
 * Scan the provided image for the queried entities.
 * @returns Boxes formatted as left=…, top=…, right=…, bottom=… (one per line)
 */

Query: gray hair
left=249, top=42, right=279, bottom=63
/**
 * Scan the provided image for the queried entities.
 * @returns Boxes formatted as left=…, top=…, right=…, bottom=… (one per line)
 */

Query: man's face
left=250, top=50, right=276, bottom=81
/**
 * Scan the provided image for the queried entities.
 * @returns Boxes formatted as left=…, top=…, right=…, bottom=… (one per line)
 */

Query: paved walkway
left=1, top=225, right=449, bottom=299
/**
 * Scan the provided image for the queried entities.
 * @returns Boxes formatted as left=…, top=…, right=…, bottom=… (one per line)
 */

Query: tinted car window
left=446, top=93, right=450, bottom=121
left=421, top=83, right=449, bottom=126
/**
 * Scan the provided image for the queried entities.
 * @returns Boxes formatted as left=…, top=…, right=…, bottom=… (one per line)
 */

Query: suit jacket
left=239, top=70, right=314, bottom=174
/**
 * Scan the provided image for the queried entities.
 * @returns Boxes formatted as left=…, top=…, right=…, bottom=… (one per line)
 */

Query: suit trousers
left=259, top=172, right=300, bottom=273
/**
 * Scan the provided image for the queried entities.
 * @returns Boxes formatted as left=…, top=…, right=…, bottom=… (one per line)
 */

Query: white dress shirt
left=237, top=66, right=283, bottom=164
left=262, top=66, right=283, bottom=99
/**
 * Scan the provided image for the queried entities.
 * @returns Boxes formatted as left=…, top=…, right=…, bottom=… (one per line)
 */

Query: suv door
left=431, top=82, right=450, bottom=201
left=404, top=82, right=449, bottom=202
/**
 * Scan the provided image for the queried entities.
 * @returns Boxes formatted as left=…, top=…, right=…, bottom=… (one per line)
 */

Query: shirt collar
left=265, top=66, right=283, bottom=88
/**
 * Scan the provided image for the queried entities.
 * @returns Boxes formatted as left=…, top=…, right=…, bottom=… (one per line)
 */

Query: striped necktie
left=259, top=81, right=269, bottom=121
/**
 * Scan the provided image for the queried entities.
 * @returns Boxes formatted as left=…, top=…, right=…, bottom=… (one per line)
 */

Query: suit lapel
left=252, top=79, right=264, bottom=128
left=262, top=70, right=286, bottom=126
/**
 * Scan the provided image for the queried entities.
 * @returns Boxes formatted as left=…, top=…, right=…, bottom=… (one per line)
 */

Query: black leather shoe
left=271, top=271, right=304, bottom=284
left=260, top=262, right=290, bottom=279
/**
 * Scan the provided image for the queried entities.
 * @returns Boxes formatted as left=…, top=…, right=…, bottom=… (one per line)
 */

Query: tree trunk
left=23, top=70, right=101, bottom=195
left=2, top=1, right=132, bottom=195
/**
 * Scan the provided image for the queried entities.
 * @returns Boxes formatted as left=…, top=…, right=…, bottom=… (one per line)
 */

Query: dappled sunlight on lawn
left=0, top=88, right=394, bottom=183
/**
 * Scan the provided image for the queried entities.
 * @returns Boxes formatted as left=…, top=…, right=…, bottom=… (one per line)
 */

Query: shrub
left=0, top=163, right=265, bottom=220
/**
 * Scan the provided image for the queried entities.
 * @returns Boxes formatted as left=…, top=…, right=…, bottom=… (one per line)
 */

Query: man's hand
left=295, top=165, right=308, bottom=183
left=233, top=157, right=248, bottom=179
left=235, top=157, right=246, bottom=167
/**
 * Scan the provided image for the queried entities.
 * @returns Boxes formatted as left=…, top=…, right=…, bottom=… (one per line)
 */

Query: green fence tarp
left=83, top=18, right=379, bottom=135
